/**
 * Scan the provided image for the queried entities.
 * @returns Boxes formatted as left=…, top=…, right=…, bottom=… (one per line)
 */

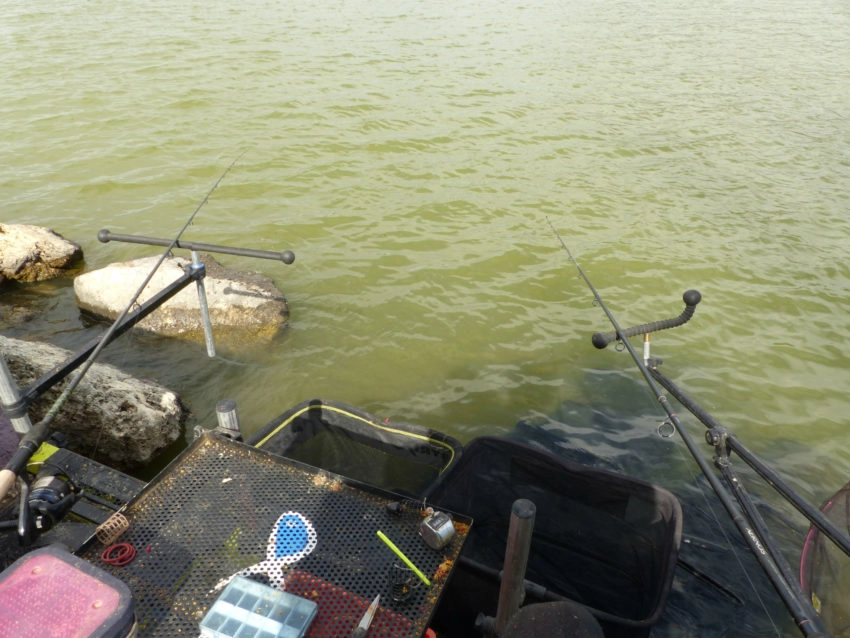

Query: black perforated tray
left=78, top=433, right=470, bottom=637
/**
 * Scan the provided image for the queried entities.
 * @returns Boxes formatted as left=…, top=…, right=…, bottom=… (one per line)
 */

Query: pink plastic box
left=0, top=545, right=135, bottom=638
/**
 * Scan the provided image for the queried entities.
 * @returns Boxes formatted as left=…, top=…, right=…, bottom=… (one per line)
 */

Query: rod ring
left=658, top=420, right=675, bottom=438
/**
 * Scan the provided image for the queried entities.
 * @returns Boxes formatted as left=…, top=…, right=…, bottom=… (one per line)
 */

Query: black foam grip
left=592, top=290, right=701, bottom=349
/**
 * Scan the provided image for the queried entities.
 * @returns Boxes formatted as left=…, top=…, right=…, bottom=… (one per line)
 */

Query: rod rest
left=592, top=290, right=701, bottom=349
left=98, top=229, right=295, bottom=264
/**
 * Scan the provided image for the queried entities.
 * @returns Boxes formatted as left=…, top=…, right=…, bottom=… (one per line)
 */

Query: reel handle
left=592, top=290, right=702, bottom=349
left=98, top=229, right=295, bottom=265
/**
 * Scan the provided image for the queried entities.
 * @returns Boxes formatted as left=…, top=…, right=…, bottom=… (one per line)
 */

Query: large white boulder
left=73, top=254, right=289, bottom=342
left=0, top=224, right=82, bottom=284
left=0, top=335, right=184, bottom=469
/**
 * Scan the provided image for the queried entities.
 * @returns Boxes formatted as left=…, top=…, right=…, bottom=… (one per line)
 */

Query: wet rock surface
left=0, top=223, right=83, bottom=285
left=73, top=253, right=289, bottom=342
left=0, top=335, right=185, bottom=469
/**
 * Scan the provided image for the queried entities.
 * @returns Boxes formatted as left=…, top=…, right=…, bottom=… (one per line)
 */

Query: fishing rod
left=4, top=239, right=295, bottom=415
left=586, top=273, right=850, bottom=635
left=548, top=221, right=829, bottom=637
left=0, top=157, right=242, bottom=504
left=647, top=366, right=850, bottom=559
left=6, top=267, right=207, bottom=417
left=591, top=281, right=850, bottom=561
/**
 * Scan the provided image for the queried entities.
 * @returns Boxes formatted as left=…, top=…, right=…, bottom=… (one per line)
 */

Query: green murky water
left=2, top=1, right=850, bottom=631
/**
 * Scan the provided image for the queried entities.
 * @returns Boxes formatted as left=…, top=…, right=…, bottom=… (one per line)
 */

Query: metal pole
left=98, top=229, right=295, bottom=264
left=191, top=251, right=216, bottom=357
left=0, top=354, right=32, bottom=433
left=495, top=499, right=537, bottom=635
left=651, top=365, right=850, bottom=559
left=215, top=399, right=243, bottom=441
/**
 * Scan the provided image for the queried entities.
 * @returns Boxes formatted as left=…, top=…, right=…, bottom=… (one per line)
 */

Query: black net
left=800, top=481, right=850, bottom=637
left=248, top=399, right=462, bottom=497
left=425, top=436, right=682, bottom=638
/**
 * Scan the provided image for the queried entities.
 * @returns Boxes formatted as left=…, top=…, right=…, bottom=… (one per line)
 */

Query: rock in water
left=0, top=224, right=83, bottom=284
left=0, top=335, right=184, bottom=469
left=73, top=253, right=289, bottom=343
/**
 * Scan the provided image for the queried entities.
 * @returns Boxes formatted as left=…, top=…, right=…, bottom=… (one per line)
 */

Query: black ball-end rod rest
left=592, top=289, right=702, bottom=349
left=98, top=229, right=296, bottom=265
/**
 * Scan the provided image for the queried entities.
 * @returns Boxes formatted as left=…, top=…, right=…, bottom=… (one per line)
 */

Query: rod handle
left=0, top=468, right=15, bottom=501
left=592, top=290, right=702, bottom=349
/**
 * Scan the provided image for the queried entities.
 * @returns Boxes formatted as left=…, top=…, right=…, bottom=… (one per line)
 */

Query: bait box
left=0, top=545, right=135, bottom=637
left=200, top=575, right=317, bottom=638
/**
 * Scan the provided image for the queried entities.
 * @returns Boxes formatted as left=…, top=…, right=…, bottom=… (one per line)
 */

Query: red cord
left=102, top=542, right=136, bottom=566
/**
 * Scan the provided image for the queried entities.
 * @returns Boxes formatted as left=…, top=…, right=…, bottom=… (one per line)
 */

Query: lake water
left=2, top=0, right=849, bottom=633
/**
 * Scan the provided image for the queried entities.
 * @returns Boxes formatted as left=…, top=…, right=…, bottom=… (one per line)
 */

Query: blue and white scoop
left=215, top=511, right=317, bottom=591
left=269, top=511, right=318, bottom=564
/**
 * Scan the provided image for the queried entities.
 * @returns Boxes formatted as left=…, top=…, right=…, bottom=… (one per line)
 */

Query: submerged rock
left=73, top=253, right=289, bottom=343
left=0, top=223, right=83, bottom=284
left=0, top=335, right=185, bottom=469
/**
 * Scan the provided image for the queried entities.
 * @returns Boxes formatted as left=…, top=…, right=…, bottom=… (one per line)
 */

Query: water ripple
left=1, top=6, right=849, bottom=604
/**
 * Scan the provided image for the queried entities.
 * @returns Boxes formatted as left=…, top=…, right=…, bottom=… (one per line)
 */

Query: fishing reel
left=16, top=467, right=80, bottom=545
left=28, top=472, right=78, bottom=529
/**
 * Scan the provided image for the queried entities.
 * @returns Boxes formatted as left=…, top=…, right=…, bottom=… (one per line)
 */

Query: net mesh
left=800, top=481, right=850, bottom=637
left=425, top=436, right=682, bottom=638
left=248, top=398, right=462, bottom=497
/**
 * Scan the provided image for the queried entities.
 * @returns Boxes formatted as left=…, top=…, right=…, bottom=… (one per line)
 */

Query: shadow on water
left=510, top=386, right=800, bottom=637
